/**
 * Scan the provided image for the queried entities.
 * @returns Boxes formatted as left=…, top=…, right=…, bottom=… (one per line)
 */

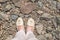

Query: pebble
left=10, top=14, right=18, bottom=20
left=45, top=33, right=53, bottom=39
left=0, top=0, right=7, bottom=2
left=37, top=10, right=43, bottom=15
left=57, top=2, right=60, bottom=9
left=31, top=0, right=35, bottom=2
left=37, top=35, right=47, bottom=40
left=0, top=12, right=10, bottom=20
left=41, top=13, right=53, bottom=18
left=36, top=24, right=44, bottom=34
left=6, top=35, right=13, bottom=40
left=5, top=4, right=12, bottom=10
left=38, top=1, right=43, bottom=8
left=57, top=17, right=60, bottom=24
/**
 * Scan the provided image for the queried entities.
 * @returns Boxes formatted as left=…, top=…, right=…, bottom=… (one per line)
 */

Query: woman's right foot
left=16, top=17, right=24, bottom=31
left=27, top=18, right=35, bottom=32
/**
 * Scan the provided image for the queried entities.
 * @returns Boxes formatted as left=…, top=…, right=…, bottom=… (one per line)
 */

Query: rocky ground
left=0, top=0, right=60, bottom=40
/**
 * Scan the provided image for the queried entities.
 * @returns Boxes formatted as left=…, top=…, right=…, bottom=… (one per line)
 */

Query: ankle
left=27, top=26, right=34, bottom=32
left=17, top=26, right=24, bottom=31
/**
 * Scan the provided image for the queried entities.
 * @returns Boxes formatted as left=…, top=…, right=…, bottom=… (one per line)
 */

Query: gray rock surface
left=0, top=0, right=7, bottom=2
left=0, top=0, right=60, bottom=40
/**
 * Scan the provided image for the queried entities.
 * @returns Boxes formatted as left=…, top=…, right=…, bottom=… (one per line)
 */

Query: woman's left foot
left=16, top=17, right=24, bottom=31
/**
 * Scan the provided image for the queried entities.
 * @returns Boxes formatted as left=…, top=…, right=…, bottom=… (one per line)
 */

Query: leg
left=12, top=17, right=25, bottom=40
left=12, top=30, right=25, bottom=40
left=26, top=18, right=38, bottom=40
left=26, top=31, right=37, bottom=40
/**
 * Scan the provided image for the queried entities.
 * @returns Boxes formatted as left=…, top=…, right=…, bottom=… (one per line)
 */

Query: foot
left=16, top=17, right=24, bottom=31
left=27, top=18, right=35, bottom=32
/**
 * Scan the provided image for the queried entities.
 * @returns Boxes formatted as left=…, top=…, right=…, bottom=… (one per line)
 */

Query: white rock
left=36, top=23, right=44, bottom=34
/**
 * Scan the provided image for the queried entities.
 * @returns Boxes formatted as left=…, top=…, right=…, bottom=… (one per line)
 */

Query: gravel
left=0, top=0, right=60, bottom=40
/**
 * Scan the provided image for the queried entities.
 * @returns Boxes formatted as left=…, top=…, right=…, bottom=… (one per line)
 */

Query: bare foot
left=27, top=18, right=35, bottom=32
left=16, top=17, right=24, bottom=31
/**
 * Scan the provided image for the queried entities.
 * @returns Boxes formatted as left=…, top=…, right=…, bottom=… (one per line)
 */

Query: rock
left=20, top=2, right=36, bottom=14
left=41, top=13, right=53, bottom=19
left=40, top=13, right=53, bottom=21
left=52, top=1, right=57, bottom=8
left=37, top=35, right=47, bottom=40
left=6, top=35, right=13, bottom=40
left=10, top=8, right=20, bottom=14
left=14, top=1, right=21, bottom=7
left=45, top=33, right=53, bottom=40
left=31, top=0, right=35, bottom=2
left=0, top=4, right=2, bottom=10
left=12, top=0, right=20, bottom=3
left=24, top=14, right=30, bottom=18
left=5, top=4, right=12, bottom=11
left=0, top=12, right=10, bottom=20
left=57, top=16, right=60, bottom=24
left=10, top=14, right=18, bottom=20
left=48, top=1, right=57, bottom=10
left=38, top=1, right=43, bottom=8
left=0, top=0, right=7, bottom=2
left=12, top=0, right=28, bottom=4
left=57, top=25, right=60, bottom=31
left=57, top=2, right=60, bottom=9
left=19, top=13, right=24, bottom=18
left=47, top=27, right=53, bottom=32
left=52, top=30, right=60, bottom=40
left=58, top=0, right=60, bottom=2
left=12, top=0, right=37, bottom=14
left=0, top=12, right=4, bottom=20
left=51, top=17, right=58, bottom=28
left=12, top=0, right=29, bottom=7
left=36, top=24, right=44, bottom=34
left=37, top=10, right=43, bottom=15
left=29, top=11, right=39, bottom=24
left=3, top=3, right=15, bottom=12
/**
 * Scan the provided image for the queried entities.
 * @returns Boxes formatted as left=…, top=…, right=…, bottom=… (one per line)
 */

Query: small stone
left=24, top=14, right=30, bottom=18
left=57, top=17, right=60, bottom=24
left=52, top=1, right=57, bottom=8
left=47, top=27, right=53, bottom=32
left=12, top=0, right=29, bottom=7
left=57, top=25, right=60, bottom=31
left=20, top=2, right=36, bottom=14
left=38, top=1, right=43, bottom=8
left=57, top=2, right=60, bottom=9
left=37, top=35, right=47, bottom=40
left=12, top=0, right=20, bottom=3
left=6, top=35, right=13, bottom=40
left=58, top=0, right=60, bottom=3
left=31, top=0, right=35, bottom=2
left=5, top=4, right=12, bottom=10
left=10, top=14, right=18, bottom=20
left=45, top=33, right=53, bottom=40
left=51, top=17, right=57, bottom=27
left=36, top=23, right=44, bottom=34
left=0, top=0, right=7, bottom=2
left=37, top=10, right=43, bottom=15
left=0, top=12, right=4, bottom=20
left=0, top=12, right=10, bottom=20
left=10, top=8, right=20, bottom=14
left=41, top=13, right=53, bottom=18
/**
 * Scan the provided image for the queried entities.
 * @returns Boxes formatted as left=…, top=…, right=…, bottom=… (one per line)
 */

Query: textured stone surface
left=36, top=24, right=44, bottom=34
left=0, top=0, right=60, bottom=40
left=20, top=2, right=36, bottom=14
left=0, top=0, right=7, bottom=2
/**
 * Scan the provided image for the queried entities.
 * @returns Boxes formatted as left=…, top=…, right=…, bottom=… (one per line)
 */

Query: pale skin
left=17, top=25, right=34, bottom=32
